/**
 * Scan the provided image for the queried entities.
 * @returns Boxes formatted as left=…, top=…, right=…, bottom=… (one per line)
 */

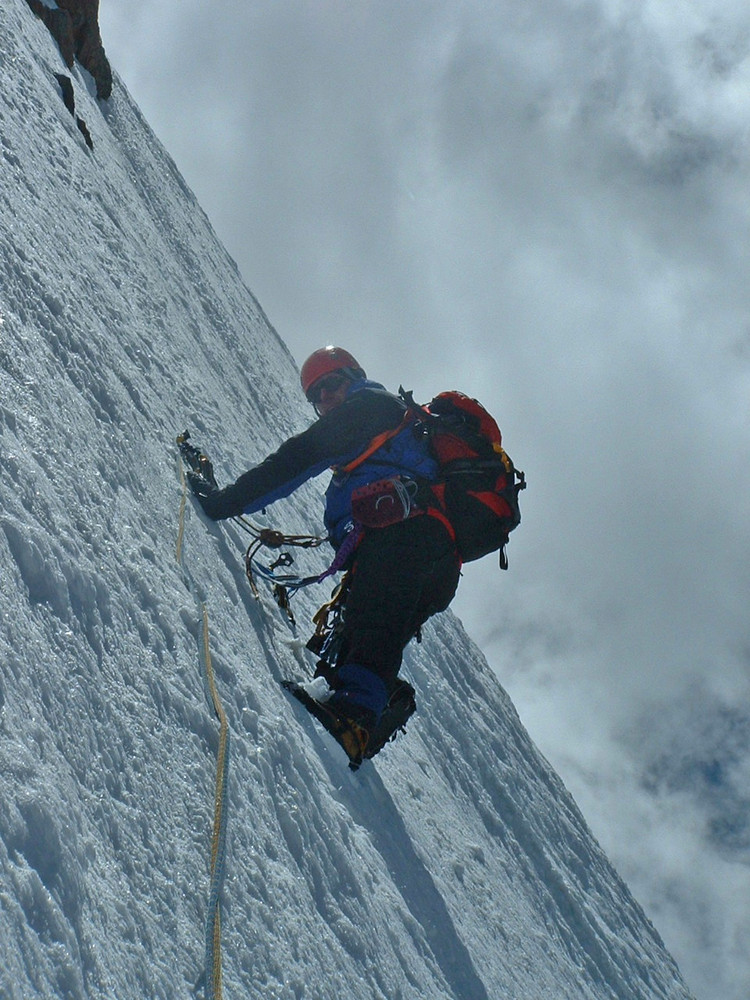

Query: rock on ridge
left=26, top=0, right=112, bottom=100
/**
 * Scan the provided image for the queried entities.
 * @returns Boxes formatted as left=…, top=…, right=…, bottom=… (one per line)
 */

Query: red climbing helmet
left=300, top=346, right=365, bottom=400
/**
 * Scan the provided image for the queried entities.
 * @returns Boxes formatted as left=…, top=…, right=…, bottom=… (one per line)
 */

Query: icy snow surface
left=0, top=2, right=694, bottom=997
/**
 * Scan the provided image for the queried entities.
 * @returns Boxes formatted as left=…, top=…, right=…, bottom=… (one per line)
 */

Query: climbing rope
left=237, top=519, right=326, bottom=600
left=201, top=604, right=230, bottom=1000
left=175, top=430, right=355, bottom=992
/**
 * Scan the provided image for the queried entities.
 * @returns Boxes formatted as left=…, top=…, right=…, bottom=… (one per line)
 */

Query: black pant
left=337, top=514, right=461, bottom=690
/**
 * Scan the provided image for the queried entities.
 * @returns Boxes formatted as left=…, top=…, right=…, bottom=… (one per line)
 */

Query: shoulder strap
left=336, top=410, right=415, bottom=475
left=336, top=386, right=431, bottom=476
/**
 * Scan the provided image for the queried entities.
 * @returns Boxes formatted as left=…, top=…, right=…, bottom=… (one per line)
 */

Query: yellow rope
left=202, top=604, right=229, bottom=1000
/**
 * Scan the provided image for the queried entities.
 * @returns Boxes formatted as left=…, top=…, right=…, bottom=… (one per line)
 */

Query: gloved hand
left=194, top=453, right=216, bottom=486
left=186, top=470, right=217, bottom=500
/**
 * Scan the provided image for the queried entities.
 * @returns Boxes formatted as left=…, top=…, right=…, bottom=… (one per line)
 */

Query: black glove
left=186, top=470, right=218, bottom=500
left=194, top=453, right=216, bottom=486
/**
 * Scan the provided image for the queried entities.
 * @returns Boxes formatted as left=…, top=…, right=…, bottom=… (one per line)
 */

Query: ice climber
left=187, top=346, right=463, bottom=765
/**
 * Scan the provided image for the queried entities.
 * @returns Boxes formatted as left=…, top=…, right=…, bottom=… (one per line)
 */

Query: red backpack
left=401, top=388, right=526, bottom=567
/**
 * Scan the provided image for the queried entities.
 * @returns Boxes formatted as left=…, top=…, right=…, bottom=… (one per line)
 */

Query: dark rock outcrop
left=55, top=73, right=94, bottom=149
left=27, top=0, right=112, bottom=100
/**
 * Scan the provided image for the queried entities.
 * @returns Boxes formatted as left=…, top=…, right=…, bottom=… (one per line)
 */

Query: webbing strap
left=424, top=504, right=457, bottom=547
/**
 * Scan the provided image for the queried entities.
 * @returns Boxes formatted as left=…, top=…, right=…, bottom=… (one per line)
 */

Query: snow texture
left=0, top=2, right=694, bottom=997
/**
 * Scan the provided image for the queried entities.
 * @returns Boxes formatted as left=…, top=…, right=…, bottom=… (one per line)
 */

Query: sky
left=98, top=2, right=750, bottom=997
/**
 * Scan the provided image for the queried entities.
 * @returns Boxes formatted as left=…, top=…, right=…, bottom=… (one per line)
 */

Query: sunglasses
left=307, top=373, right=348, bottom=408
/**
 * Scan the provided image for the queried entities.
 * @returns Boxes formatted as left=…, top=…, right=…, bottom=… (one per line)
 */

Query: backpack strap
left=424, top=503, right=459, bottom=554
left=335, top=409, right=417, bottom=475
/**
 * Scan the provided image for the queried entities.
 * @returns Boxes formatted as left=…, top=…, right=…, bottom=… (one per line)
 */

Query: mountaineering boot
left=362, top=679, right=417, bottom=760
left=282, top=673, right=418, bottom=768
left=327, top=698, right=375, bottom=767
left=323, top=667, right=416, bottom=760
left=281, top=679, right=374, bottom=769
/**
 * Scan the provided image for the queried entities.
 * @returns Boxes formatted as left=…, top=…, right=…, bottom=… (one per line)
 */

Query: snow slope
left=0, top=3, right=694, bottom=997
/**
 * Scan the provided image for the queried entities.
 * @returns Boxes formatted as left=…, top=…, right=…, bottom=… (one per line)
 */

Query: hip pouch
left=351, top=477, right=418, bottom=528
